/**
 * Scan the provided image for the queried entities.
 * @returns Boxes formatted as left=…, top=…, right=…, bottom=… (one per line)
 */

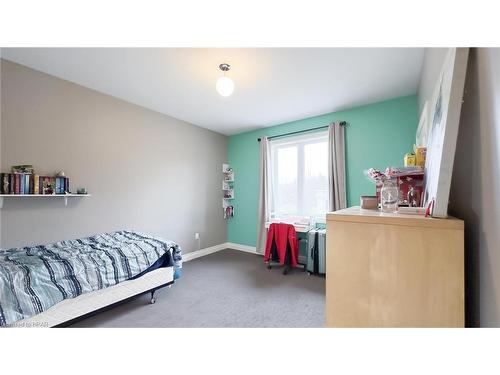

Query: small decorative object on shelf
left=77, top=187, right=88, bottom=195
left=43, top=183, right=55, bottom=195
left=224, top=205, right=234, bottom=219
left=223, top=163, right=234, bottom=181
left=407, top=186, right=418, bottom=207
left=413, top=145, right=427, bottom=167
left=12, top=164, right=34, bottom=174
left=404, top=153, right=416, bottom=167
left=222, top=163, right=235, bottom=219
left=360, top=195, right=378, bottom=210
left=380, top=178, right=399, bottom=213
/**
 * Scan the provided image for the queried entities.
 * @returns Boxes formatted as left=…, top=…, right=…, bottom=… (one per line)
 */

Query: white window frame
left=268, top=130, right=329, bottom=225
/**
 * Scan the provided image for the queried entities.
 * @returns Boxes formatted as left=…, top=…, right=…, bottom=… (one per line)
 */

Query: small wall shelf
left=222, top=163, right=234, bottom=219
left=0, top=194, right=91, bottom=208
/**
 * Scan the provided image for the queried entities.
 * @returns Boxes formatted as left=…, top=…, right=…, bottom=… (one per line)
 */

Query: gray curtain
left=256, top=137, right=270, bottom=254
left=328, top=122, right=347, bottom=211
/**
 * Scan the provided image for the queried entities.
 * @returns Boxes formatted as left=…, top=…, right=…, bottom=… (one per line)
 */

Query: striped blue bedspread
left=0, top=230, right=182, bottom=327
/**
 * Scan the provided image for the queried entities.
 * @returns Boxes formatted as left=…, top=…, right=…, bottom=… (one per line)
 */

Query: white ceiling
left=2, top=48, right=424, bottom=135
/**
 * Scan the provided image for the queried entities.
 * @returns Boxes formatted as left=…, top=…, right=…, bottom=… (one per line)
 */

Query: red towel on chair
left=264, top=223, right=298, bottom=267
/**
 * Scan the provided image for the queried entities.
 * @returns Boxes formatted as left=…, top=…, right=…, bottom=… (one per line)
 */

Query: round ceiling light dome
left=216, top=63, right=234, bottom=97
left=216, top=76, right=234, bottom=97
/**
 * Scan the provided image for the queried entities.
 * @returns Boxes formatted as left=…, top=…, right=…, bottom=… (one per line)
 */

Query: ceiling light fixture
left=216, top=63, right=234, bottom=97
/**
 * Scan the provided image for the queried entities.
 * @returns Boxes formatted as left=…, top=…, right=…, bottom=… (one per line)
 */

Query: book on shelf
left=54, top=176, right=68, bottom=194
left=25, top=175, right=30, bottom=194
left=33, top=175, right=39, bottom=195
left=0, top=173, right=10, bottom=194
left=15, top=174, right=20, bottom=194
left=20, top=175, right=25, bottom=194
left=0, top=173, right=70, bottom=195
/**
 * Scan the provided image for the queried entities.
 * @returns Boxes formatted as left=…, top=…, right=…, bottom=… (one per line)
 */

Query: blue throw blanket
left=0, top=231, right=182, bottom=326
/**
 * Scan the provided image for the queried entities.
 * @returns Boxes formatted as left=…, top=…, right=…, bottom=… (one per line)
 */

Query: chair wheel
left=150, top=298, right=156, bottom=304
left=307, top=271, right=312, bottom=276
left=283, top=269, right=288, bottom=275
left=267, top=264, right=272, bottom=269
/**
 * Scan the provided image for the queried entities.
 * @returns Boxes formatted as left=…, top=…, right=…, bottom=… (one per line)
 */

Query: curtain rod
left=257, top=121, right=347, bottom=142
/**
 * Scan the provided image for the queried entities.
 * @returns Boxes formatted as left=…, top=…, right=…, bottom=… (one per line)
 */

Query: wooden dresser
left=326, top=206, right=464, bottom=327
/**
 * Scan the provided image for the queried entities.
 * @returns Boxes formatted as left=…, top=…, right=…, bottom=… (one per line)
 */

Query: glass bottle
left=380, top=178, right=399, bottom=213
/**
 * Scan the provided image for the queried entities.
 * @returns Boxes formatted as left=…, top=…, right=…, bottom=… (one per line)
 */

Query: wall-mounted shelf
left=0, top=194, right=91, bottom=208
left=222, top=163, right=234, bottom=219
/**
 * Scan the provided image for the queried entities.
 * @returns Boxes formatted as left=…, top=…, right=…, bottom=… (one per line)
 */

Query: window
left=269, top=131, right=329, bottom=224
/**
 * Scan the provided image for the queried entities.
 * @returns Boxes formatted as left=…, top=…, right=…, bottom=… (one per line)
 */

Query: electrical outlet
left=194, top=232, right=200, bottom=240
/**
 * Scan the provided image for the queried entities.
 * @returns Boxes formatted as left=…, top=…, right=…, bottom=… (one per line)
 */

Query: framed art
left=423, top=48, right=469, bottom=218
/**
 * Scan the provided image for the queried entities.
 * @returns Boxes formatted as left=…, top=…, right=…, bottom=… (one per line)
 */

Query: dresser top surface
left=327, top=206, right=464, bottom=230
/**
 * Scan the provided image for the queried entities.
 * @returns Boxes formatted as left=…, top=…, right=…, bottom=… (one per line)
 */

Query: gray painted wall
left=417, top=47, right=500, bottom=326
left=0, top=54, right=3, bottom=246
left=417, top=48, right=449, bottom=114
left=1, top=60, right=228, bottom=252
left=449, top=48, right=500, bottom=327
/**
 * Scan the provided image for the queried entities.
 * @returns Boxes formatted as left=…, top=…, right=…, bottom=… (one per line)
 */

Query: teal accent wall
left=228, top=95, right=418, bottom=246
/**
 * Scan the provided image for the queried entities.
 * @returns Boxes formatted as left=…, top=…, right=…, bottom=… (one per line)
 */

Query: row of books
left=0, top=173, right=70, bottom=195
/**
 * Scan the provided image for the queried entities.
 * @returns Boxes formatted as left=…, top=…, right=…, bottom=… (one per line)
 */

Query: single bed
left=0, top=230, right=182, bottom=327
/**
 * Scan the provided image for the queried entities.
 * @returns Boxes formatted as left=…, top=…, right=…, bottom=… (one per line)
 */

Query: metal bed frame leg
left=150, top=290, right=156, bottom=304
left=149, top=282, right=173, bottom=305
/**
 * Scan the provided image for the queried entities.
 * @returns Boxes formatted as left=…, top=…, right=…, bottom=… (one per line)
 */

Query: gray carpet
left=72, top=249, right=325, bottom=327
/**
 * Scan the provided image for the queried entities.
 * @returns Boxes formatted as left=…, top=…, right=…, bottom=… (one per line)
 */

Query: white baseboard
left=182, top=242, right=261, bottom=262
left=226, top=242, right=260, bottom=255
left=182, top=243, right=228, bottom=262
